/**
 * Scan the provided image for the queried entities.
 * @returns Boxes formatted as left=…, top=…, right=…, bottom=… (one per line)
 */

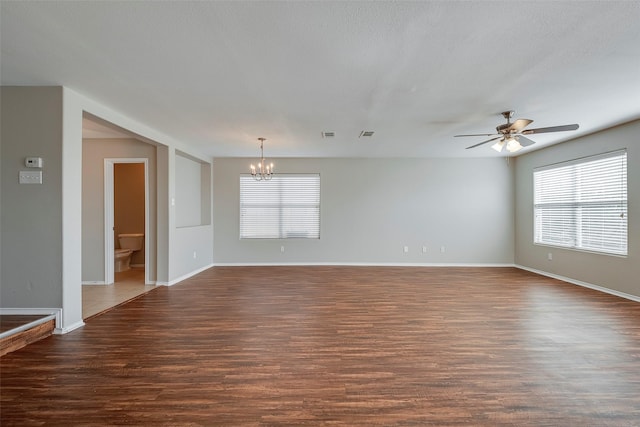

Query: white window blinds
left=240, top=174, right=320, bottom=239
left=533, top=150, right=627, bottom=256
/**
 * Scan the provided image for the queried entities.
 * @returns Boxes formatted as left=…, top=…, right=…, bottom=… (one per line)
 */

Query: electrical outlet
left=193, top=251, right=197, bottom=259
left=548, top=252, right=553, bottom=261
left=403, top=246, right=409, bottom=253
left=422, top=246, right=427, bottom=253
left=19, top=170, right=43, bottom=184
left=440, top=246, right=446, bottom=253
left=280, top=246, right=285, bottom=253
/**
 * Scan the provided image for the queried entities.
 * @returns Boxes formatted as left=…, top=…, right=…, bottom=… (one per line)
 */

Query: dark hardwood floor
left=0, top=315, right=50, bottom=334
left=0, top=315, right=55, bottom=356
left=1, top=266, right=639, bottom=426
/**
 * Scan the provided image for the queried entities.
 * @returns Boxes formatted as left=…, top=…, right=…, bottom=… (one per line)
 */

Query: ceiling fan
left=455, top=111, right=579, bottom=153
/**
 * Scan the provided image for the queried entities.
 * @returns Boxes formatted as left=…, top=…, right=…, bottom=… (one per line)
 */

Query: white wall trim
left=156, top=263, right=214, bottom=286
left=0, top=308, right=63, bottom=330
left=54, top=320, right=85, bottom=335
left=82, top=281, right=108, bottom=285
left=0, top=313, right=57, bottom=340
left=0, top=307, right=86, bottom=334
left=104, top=160, right=115, bottom=284
left=516, top=264, right=640, bottom=303
left=213, top=262, right=516, bottom=267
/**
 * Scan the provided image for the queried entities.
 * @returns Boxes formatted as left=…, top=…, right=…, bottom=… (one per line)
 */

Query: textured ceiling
left=2, top=1, right=639, bottom=158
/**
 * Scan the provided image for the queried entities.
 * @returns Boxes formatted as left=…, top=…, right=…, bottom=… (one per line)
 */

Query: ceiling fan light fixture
left=491, top=140, right=505, bottom=152
left=506, top=136, right=523, bottom=153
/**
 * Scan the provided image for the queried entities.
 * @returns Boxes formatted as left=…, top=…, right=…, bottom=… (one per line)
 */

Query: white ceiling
left=2, top=1, right=639, bottom=158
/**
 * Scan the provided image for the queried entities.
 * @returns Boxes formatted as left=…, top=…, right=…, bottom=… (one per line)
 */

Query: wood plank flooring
left=2, top=266, right=639, bottom=426
left=0, top=315, right=49, bottom=334
left=0, top=316, right=55, bottom=357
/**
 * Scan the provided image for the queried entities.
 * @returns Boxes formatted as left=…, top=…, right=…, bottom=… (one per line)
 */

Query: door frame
left=104, top=158, right=150, bottom=285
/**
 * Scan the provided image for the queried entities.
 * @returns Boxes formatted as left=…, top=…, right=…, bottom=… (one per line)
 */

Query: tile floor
left=82, top=268, right=156, bottom=319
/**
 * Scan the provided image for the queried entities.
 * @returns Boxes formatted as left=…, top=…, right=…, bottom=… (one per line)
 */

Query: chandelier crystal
left=250, top=137, right=274, bottom=181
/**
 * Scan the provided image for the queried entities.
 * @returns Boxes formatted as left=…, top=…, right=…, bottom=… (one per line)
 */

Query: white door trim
left=104, top=158, right=150, bottom=285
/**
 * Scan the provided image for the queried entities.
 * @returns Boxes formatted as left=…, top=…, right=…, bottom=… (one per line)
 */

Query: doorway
left=104, top=158, right=150, bottom=285
left=82, top=158, right=153, bottom=319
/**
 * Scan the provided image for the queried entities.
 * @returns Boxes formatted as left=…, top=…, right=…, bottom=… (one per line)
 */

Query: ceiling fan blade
left=522, top=124, right=579, bottom=134
left=517, top=135, right=536, bottom=147
left=465, top=136, right=502, bottom=149
left=506, top=119, right=533, bottom=132
left=454, top=133, right=498, bottom=137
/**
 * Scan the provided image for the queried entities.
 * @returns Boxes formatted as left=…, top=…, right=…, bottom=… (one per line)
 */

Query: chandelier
left=250, top=137, right=274, bottom=181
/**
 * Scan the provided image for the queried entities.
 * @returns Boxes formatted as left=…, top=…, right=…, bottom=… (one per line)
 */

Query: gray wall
left=175, top=153, right=202, bottom=228
left=1, top=87, right=64, bottom=307
left=213, top=157, right=514, bottom=265
left=82, top=138, right=157, bottom=282
left=170, top=153, right=213, bottom=281
left=515, top=119, right=640, bottom=299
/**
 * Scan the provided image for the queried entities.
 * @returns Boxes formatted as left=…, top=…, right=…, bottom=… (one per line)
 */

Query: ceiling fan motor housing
left=496, top=123, right=512, bottom=133
left=496, top=111, right=516, bottom=133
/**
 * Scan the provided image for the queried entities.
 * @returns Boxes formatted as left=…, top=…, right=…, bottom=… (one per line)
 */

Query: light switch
left=19, top=170, right=43, bottom=184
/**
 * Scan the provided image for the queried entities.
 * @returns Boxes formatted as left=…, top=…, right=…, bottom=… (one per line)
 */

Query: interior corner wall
left=170, top=153, right=213, bottom=282
left=156, top=145, right=170, bottom=284
left=1, top=85, right=214, bottom=329
left=213, top=157, right=514, bottom=265
left=1, top=86, right=64, bottom=308
left=514, top=119, right=640, bottom=299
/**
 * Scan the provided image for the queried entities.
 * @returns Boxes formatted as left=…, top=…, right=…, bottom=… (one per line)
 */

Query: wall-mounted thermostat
left=25, top=157, right=43, bottom=168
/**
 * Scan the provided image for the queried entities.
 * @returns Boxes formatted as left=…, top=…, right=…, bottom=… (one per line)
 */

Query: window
left=240, top=174, right=320, bottom=239
left=534, top=150, right=627, bottom=256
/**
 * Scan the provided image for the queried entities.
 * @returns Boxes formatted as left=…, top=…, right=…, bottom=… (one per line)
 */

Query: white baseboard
left=0, top=307, right=87, bottom=334
left=82, top=281, right=107, bottom=285
left=156, top=263, right=215, bottom=286
left=0, top=307, right=63, bottom=330
left=516, top=264, right=640, bottom=303
left=0, top=312, right=57, bottom=339
left=212, top=262, right=516, bottom=267
left=54, top=320, right=85, bottom=335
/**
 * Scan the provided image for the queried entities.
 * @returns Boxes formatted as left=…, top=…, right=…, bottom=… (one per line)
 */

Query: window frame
left=533, top=149, right=628, bottom=257
left=239, top=173, right=321, bottom=240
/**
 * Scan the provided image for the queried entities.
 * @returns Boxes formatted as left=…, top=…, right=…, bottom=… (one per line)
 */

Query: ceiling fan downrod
left=496, top=111, right=515, bottom=133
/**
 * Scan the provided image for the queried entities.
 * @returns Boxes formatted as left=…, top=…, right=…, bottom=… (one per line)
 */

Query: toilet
left=114, top=233, right=144, bottom=273
left=114, top=249, right=133, bottom=272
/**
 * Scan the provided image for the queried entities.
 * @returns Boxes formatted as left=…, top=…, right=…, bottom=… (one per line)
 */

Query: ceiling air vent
left=321, top=131, right=335, bottom=138
left=359, top=131, right=374, bottom=137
